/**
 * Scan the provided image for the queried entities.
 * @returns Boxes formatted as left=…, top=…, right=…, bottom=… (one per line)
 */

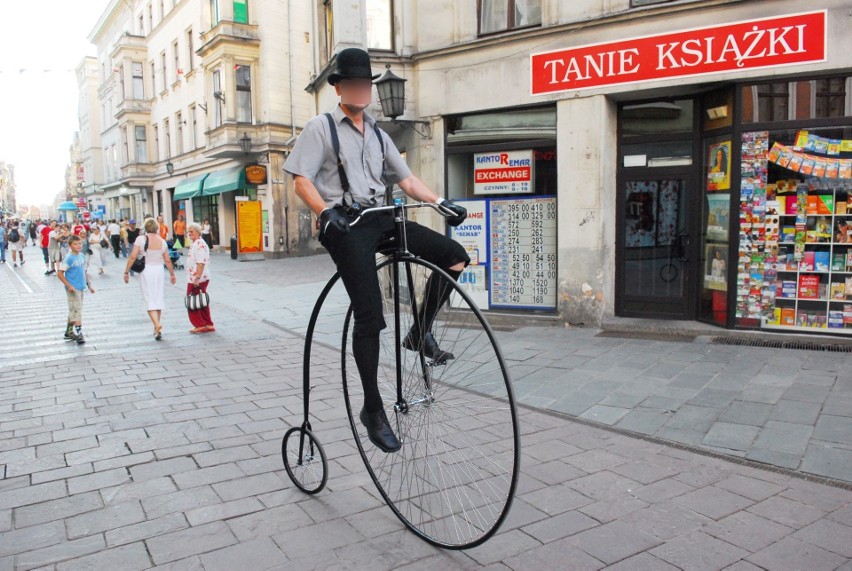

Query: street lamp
left=239, top=132, right=252, bottom=153
left=374, top=65, right=431, bottom=137
left=165, top=159, right=174, bottom=175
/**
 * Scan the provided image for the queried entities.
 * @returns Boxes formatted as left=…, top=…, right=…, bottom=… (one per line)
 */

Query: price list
left=490, top=197, right=557, bottom=309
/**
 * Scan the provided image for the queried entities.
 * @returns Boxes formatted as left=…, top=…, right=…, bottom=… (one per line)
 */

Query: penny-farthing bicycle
left=281, top=200, right=520, bottom=550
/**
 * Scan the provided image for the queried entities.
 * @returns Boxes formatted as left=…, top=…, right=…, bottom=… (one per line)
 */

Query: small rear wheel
left=282, top=426, right=328, bottom=494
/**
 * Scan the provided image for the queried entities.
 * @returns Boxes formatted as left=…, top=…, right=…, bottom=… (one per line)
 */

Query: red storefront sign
left=531, top=11, right=826, bottom=95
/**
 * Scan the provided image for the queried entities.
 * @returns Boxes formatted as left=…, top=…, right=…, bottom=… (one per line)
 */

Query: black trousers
left=110, top=235, right=121, bottom=258
left=320, top=210, right=469, bottom=410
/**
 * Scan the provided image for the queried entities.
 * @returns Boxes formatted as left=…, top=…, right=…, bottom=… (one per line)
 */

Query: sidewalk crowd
left=0, top=213, right=214, bottom=344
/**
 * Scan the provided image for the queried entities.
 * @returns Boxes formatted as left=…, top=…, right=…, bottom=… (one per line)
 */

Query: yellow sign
left=237, top=200, right=263, bottom=253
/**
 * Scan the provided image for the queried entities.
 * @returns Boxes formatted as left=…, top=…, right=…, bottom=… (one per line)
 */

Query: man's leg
left=402, top=222, right=470, bottom=361
left=321, top=214, right=400, bottom=452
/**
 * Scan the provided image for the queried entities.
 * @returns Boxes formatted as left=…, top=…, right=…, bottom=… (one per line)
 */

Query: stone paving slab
left=1, top=245, right=851, bottom=569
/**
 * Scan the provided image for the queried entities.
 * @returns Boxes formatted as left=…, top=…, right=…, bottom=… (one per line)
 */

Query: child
left=57, top=235, right=96, bottom=344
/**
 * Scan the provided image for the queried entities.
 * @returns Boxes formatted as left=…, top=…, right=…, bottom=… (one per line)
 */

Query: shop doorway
left=617, top=170, right=699, bottom=318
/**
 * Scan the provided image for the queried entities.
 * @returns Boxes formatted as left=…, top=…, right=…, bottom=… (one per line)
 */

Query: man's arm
left=294, top=176, right=329, bottom=216
left=397, top=175, right=440, bottom=204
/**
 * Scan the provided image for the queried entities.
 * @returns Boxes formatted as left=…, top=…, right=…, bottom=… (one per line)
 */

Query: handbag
left=100, top=238, right=108, bottom=248
left=185, top=285, right=210, bottom=310
left=129, top=237, right=148, bottom=273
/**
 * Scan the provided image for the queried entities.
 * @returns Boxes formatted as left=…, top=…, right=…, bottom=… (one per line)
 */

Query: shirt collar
left=333, top=104, right=376, bottom=128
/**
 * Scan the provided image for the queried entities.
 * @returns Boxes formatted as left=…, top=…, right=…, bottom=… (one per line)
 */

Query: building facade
left=297, top=0, right=852, bottom=336
left=84, top=0, right=314, bottom=254
left=0, top=161, right=16, bottom=217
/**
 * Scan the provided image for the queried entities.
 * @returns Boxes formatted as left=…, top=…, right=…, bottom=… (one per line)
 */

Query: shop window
left=816, top=78, right=847, bottom=119
left=366, top=0, right=393, bottom=50
left=236, top=64, right=252, bottom=123
left=192, top=195, right=219, bottom=243
left=135, top=125, right=148, bottom=163
left=478, top=0, right=541, bottom=36
left=743, top=76, right=852, bottom=123
left=732, top=125, right=852, bottom=333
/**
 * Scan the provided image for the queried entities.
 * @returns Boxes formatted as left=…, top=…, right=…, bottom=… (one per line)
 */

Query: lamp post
left=166, top=159, right=174, bottom=175
left=374, top=65, right=431, bottom=137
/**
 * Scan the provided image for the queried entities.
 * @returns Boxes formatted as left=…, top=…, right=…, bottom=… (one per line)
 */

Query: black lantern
left=374, top=65, right=406, bottom=120
left=165, top=159, right=174, bottom=175
left=239, top=132, right=252, bottom=153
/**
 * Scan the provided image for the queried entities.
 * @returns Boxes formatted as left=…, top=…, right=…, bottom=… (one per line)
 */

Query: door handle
left=676, top=232, right=690, bottom=262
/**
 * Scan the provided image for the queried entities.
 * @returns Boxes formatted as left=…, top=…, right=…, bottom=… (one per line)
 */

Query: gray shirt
left=284, top=105, right=412, bottom=209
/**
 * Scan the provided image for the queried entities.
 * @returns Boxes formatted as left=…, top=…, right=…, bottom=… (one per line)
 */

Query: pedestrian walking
left=201, top=218, right=213, bottom=249
left=7, top=221, right=26, bottom=267
left=107, top=219, right=121, bottom=258
left=283, top=47, right=468, bottom=453
left=185, top=223, right=215, bottom=333
left=173, top=215, right=186, bottom=249
left=123, top=217, right=177, bottom=340
left=57, top=234, right=96, bottom=344
left=28, top=220, right=37, bottom=246
left=88, top=225, right=106, bottom=274
left=41, top=221, right=55, bottom=273
left=0, top=221, right=6, bottom=264
left=157, top=215, right=169, bottom=240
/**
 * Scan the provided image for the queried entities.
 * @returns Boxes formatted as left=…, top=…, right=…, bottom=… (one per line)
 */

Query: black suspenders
left=324, top=113, right=390, bottom=205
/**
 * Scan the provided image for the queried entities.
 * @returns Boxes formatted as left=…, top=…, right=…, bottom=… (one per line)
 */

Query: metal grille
left=710, top=336, right=852, bottom=352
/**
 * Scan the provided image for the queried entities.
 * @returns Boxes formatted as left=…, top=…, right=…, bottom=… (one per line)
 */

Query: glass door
left=618, top=171, right=698, bottom=318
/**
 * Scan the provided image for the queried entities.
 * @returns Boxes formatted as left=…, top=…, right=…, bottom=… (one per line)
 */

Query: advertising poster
left=236, top=198, right=262, bottom=253
left=707, top=141, right=731, bottom=191
left=449, top=200, right=488, bottom=265
left=473, top=150, right=534, bottom=195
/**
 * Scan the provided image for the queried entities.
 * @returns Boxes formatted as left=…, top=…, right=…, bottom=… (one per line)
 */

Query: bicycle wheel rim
left=282, top=427, right=328, bottom=495
left=342, top=257, right=520, bottom=549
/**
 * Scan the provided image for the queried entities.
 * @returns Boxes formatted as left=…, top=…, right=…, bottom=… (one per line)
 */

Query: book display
left=747, top=129, right=852, bottom=333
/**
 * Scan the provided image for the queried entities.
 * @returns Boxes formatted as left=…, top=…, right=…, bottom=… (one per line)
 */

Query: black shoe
left=359, top=407, right=401, bottom=453
left=64, top=330, right=76, bottom=341
left=75, top=333, right=85, bottom=344
left=402, top=331, right=454, bottom=364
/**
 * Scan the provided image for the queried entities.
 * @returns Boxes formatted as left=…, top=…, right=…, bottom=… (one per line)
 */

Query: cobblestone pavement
left=0, top=243, right=850, bottom=569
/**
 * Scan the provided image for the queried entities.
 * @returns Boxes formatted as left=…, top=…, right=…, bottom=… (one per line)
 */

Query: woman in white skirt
left=87, top=226, right=106, bottom=274
left=123, top=217, right=177, bottom=340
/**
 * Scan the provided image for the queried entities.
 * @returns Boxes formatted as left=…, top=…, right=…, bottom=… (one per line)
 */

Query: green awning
left=173, top=173, right=210, bottom=200
left=202, top=166, right=256, bottom=196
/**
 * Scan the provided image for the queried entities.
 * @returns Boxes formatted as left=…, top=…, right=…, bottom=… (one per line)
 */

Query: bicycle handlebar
left=348, top=201, right=454, bottom=227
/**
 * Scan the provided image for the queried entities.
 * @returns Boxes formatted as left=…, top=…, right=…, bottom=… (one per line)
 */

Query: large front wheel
left=341, top=257, right=520, bottom=549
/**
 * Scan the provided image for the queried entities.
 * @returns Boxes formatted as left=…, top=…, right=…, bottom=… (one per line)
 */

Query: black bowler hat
left=327, top=48, right=379, bottom=85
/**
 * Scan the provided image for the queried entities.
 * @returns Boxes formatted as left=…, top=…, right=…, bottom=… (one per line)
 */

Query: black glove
left=439, top=199, right=467, bottom=227
left=319, top=208, right=350, bottom=240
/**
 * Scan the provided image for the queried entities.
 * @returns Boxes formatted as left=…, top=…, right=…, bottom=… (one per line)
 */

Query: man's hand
left=319, top=208, right=350, bottom=240
left=439, top=199, right=467, bottom=227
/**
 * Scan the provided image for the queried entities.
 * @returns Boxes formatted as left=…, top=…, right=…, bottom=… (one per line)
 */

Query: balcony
left=115, top=98, right=151, bottom=120
left=110, top=32, right=147, bottom=59
left=197, top=21, right=260, bottom=60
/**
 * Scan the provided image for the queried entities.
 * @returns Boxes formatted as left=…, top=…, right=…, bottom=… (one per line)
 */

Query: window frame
left=132, top=61, right=144, bottom=99
left=164, top=118, right=171, bottom=159
left=189, top=104, right=198, bottom=149
left=153, top=124, right=160, bottom=162
left=366, top=0, right=394, bottom=52
left=135, top=125, right=148, bottom=163
left=173, top=40, right=181, bottom=82
left=477, top=0, right=541, bottom=37
left=186, top=28, right=195, bottom=72
left=212, top=69, right=224, bottom=128
left=235, top=64, right=252, bottom=124
left=176, top=112, right=184, bottom=155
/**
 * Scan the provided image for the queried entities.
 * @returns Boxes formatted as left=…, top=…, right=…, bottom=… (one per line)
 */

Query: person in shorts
left=57, top=235, right=96, bottom=344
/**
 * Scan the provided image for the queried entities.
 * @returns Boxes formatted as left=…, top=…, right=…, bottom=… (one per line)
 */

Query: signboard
left=245, top=165, right=267, bottom=185
left=473, top=151, right=534, bottom=195
left=531, top=11, right=826, bottom=95
left=236, top=198, right=262, bottom=253
left=489, top=197, right=557, bottom=309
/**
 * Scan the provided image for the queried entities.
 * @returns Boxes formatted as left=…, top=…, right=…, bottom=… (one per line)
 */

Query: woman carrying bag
left=185, top=222, right=214, bottom=333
